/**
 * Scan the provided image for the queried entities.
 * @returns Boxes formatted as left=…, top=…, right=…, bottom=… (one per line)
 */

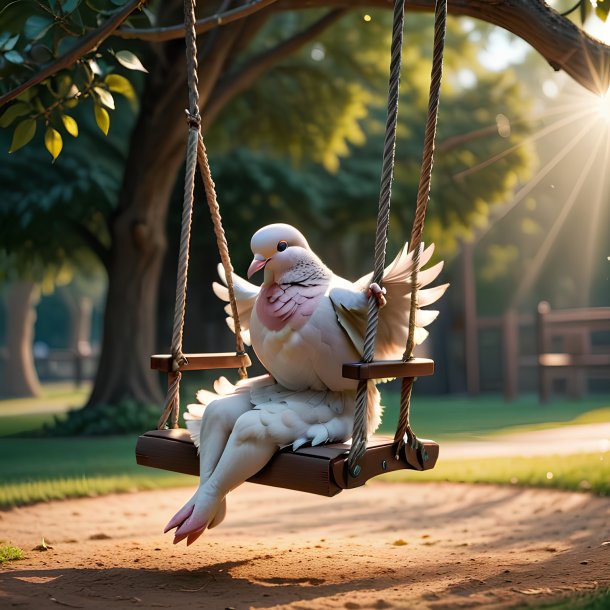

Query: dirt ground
left=1, top=482, right=609, bottom=610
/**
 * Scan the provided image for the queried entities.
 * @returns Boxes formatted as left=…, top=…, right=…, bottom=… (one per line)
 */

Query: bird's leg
left=368, top=282, right=387, bottom=308
left=171, top=409, right=280, bottom=546
left=164, top=393, right=252, bottom=538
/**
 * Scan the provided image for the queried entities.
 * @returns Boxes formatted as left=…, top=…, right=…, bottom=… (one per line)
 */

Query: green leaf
left=16, top=86, right=37, bottom=102
left=114, top=50, right=148, bottom=73
left=55, top=73, right=73, bottom=98
left=9, top=119, right=37, bottom=153
left=580, top=0, right=589, bottom=23
left=0, top=34, right=19, bottom=51
left=0, top=102, right=31, bottom=128
left=597, top=0, right=610, bottom=21
left=29, top=44, right=53, bottom=63
left=142, top=6, right=155, bottom=24
left=94, top=105, right=110, bottom=135
left=44, top=127, right=63, bottom=161
left=59, top=0, right=81, bottom=13
left=93, top=86, right=115, bottom=109
left=61, top=114, right=78, bottom=137
left=4, top=50, right=24, bottom=64
left=104, top=73, right=136, bottom=101
left=24, top=15, right=54, bottom=41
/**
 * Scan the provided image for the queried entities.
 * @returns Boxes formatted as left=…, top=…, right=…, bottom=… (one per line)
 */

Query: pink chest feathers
left=256, top=282, right=325, bottom=331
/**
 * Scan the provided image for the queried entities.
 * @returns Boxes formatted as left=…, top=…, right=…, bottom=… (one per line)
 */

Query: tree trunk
left=87, top=21, right=244, bottom=408
left=87, top=45, right=188, bottom=407
left=1, top=281, right=41, bottom=398
left=63, top=291, right=94, bottom=388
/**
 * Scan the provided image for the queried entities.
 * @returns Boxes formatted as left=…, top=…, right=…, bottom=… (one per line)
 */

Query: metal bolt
left=351, top=464, right=361, bottom=477
left=382, top=460, right=388, bottom=471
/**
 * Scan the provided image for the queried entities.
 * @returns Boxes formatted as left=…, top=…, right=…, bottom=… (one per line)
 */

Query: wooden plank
left=342, top=358, right=434, bottom=380
left=135, top=430, right=438, bottom=497
left=545, top=308, right=610, bottom=328
left=150, top=352, right=252, bottom=372
left=539, top=353, right=610, bottom=367
left=331, top=438, right=439, bottom=490
left=502, top=309, right=519, bottom=401
left=135, top=429, right=341, bottom=496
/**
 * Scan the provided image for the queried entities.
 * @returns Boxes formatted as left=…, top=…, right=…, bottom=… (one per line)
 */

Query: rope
left=158, top=0, right=200, bottom=429
left=394, top=0, right=447, bottom=456
left=197, top=135, right=248, bottom=379
left=348, top=0, right=447, bottom=471
left=159, top=0, right=247, bottom=428
left=347, top=0, right=405, bottom=473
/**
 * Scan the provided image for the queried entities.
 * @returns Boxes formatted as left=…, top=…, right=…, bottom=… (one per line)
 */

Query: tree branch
left=436, top=124, right=500, bottom=155
left=114, top=0, right=280, bottom=41
left=2, top=0, right=610, bottom=110
left=204, top=8, right=347, bottom=126
left=0, top=0, right=142, bottom=108
left=279, top=0, right=610, bottom=95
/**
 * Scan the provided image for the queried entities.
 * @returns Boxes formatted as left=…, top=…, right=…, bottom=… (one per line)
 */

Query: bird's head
left=247, top=223, right=311, bottom=284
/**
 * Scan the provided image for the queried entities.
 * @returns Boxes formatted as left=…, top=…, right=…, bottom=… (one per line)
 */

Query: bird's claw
left=292, top=437, right=308, bottom=451
left=368, top=282, right=387, bottom=308
left=310, top=424, right=329, bottom=447
left=164, top=504, right=194, bottom=533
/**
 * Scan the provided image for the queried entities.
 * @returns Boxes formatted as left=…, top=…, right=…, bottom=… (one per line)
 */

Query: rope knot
left=184, top=109, right=201, bottom=129
left=171, top=352, right=188, bottom=372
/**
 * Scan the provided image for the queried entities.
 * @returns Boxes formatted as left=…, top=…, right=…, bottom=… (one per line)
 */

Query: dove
left=165, top=223, right=447, bottom=545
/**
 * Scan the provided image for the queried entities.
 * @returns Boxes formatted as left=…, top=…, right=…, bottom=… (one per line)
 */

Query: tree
left=0, top=98, right=128, bottom=396
left=1, top=0, right=609, bottom=407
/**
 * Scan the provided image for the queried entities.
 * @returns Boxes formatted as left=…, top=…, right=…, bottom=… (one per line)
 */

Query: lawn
left=1, top=386, right=609, bottom=508
left=378, top=391, right=610, bottom=440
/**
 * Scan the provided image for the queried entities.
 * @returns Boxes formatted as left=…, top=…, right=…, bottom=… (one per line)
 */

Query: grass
left=378, top=391, right=610, bottom=440
left=519, top=588, right=610, bottom=609
left=0, top=382, right=91, bottom=436
left=381, top=451, right=610, bottom=496
left=0, top=436, right=192, bottom=509
left=0, top=543, right=24, bottom=564
left=1, top=385, right=609, bottom=509
left=1, top=434, right=608, bottom=509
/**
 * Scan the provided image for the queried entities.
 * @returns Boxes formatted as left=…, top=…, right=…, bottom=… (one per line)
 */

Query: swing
left=136, top=0, right=448, bottom=497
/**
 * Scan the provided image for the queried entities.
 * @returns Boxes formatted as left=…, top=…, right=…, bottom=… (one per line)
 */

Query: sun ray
left=476, top=114, right=600, bottom=244
left=582, top=130, right=610, bottom=302
left=511, top=126, right=606, bottom=307
left=454, top=106, right=596, bottom=181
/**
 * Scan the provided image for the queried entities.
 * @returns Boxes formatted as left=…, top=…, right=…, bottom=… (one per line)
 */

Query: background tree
left=0, top=97, right=129, bottom=396
left=1, top=0, right=609, bottom=408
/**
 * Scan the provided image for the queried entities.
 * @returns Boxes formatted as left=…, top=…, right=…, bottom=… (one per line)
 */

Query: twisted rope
left=347, top=0, right=405, bottom=473
left=197, top=135, right=248, bottom=379
left=159, top=0, right=247, bottom=428
left=394, top=0, right=447, bottom=457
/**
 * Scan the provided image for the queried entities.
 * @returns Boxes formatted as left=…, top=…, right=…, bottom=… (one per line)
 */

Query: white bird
left=165, top=223, right=447, bottom=545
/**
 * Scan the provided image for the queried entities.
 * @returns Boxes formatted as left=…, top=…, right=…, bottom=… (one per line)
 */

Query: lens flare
left=596, top=92, right=610, bottom=123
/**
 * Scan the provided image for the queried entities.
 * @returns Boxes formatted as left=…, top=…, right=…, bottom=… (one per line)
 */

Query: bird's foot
left=164, top=491, right=226, bottom=546
left=368, top=282, right=387, bottom=308
left=292, top=417, right=351, bottom=451
left=292, top=423, right=329, bottom=451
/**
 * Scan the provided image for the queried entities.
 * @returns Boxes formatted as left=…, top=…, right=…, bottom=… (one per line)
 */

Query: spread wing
left=212, top=264, right=259, bottom=345
left=329, top=243, right=448, bottom=360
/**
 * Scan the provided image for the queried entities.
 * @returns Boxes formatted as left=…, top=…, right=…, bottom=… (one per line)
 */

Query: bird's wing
left=329, top=243, right=448, bottom=360
left=212, top=264, right=259, bottom=345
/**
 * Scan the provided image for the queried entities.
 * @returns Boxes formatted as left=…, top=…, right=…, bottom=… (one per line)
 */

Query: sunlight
left=595, top=91, right=610, bottom=123
left=586, top=14, right=610, bottom=45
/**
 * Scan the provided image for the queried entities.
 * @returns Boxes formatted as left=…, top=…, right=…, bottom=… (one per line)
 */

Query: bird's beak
left=247, top=254, right=268, bottom=278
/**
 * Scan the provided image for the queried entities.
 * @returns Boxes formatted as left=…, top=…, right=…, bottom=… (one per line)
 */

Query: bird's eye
left=276, top=240, right=288, bottom=252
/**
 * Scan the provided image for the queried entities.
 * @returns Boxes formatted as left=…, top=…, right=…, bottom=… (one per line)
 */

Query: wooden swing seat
left=136, top=429, right=438, bottom=497
left=137, top=353, right=438, bottom=496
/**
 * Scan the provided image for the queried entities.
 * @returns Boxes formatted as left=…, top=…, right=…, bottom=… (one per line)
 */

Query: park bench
left=536, top=301, right=610, bottom=402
